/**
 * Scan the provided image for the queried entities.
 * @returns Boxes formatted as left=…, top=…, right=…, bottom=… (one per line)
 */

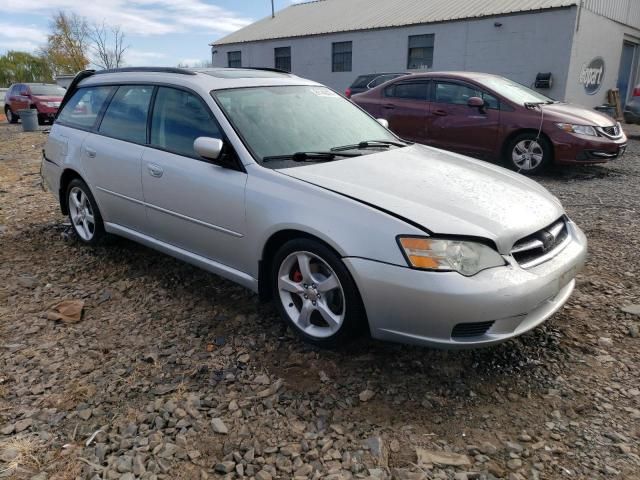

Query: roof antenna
left=271, top=0, right=275, bottom=18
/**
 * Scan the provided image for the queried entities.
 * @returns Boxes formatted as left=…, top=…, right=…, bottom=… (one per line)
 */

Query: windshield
left=213, top=85, right=400, bottom=165
left=30, top=84, right=66, bottom=96
left=480, top=77, right=554, bottom=105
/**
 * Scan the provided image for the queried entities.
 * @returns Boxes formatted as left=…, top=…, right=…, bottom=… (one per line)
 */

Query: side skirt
left=104, top=222, right=259, bottom=292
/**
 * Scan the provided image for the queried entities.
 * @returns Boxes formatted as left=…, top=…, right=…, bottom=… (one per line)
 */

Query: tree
left=41, top=11, right=90, bottom=75
left=0, top=51, right=53, bottom=87
left=177, top=60, right=213, bottom=68
left=89, top=22, right=128, bottom=70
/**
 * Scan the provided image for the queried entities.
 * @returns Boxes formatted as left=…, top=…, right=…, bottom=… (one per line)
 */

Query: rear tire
left=504, top=132, right=552, bottom=175
left=271, top=238, right=366, bottom=347
left=66, top=178, right=106, bottom=246
left=5, top=106, right=18, bottom=124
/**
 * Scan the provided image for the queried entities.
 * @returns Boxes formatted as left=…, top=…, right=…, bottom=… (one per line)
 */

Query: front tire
left=271, top=238, right=366, bottom=347
left=5, top=106, right=18, bottom=124
left=66, top=179, right=106, bottom=245
left=505, top=133, right=552, bottom=175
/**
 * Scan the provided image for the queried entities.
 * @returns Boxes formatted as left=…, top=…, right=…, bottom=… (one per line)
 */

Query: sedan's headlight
left=555, top=123, right=597, bottom=137
left=43, top=102, right=60, bottom=108
left=398, top=236, right=506, bottom=276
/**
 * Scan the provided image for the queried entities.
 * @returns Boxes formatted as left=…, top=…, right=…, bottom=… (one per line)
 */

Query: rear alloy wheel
left=272, top=238, right=365, bottom=347
left=5, top=106, right=18, bottom=124
left=66, top=179, right=105, bottom=245
left=506, top=133, right=552, bottom=175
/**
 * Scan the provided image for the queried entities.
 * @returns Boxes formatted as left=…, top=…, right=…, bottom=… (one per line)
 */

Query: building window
left=332, top=41, right=352, bottom=72
left=274, top=47, right=291, bottom=72
left=228, top=51, right=241, bottom=68
left=407, top=34, right=434, bottom=70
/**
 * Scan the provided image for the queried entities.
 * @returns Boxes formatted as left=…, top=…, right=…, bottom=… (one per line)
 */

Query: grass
left=0, top=436, right=41, bottom=476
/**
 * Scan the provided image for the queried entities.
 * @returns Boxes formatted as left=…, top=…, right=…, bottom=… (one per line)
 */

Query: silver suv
left=42, top=67, right=587, bottom=348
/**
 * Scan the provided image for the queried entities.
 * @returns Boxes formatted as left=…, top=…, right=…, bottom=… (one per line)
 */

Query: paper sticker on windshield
left=310, top=87, right=340, bottom=98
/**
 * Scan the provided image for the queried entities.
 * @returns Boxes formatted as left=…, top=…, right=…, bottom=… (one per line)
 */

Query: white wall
left=212, top=8, right=576, bottom=98
left=566, top=7, right=640, bottom=107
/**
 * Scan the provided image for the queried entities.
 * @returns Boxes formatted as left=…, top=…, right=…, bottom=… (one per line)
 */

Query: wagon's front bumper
left=345, top=222, right=587, bottom=348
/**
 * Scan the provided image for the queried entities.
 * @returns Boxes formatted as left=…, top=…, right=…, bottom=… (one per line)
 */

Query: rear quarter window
left=57, top=86, right=115, bottom=130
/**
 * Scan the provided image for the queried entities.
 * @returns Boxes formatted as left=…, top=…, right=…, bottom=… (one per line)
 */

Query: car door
left=56, top=84, right=148, bottom=232
left=141, top=86, right=247, bottom=270
left=81, top=84, right=153, bottom=232
left=379, top=80, right=429, bottom=142
left=426, top=80, right=500, bottom=159
left=12, top=84, right=30, bottom=112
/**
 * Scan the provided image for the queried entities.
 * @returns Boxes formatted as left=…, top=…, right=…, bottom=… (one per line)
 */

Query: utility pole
left=271, top=0, right=275, bottom=18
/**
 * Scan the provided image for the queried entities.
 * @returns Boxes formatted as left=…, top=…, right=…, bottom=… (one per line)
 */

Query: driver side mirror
left=377, top=118, right=389, bottom=128
left=467, top=96, right=485, bottom=108
left=194, top=137, right=223, bottom=161
left=194, top=137, right=240, bottom=170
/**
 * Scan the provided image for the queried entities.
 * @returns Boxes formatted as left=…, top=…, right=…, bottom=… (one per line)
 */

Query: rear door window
left=57, top=86, right=115, bottom=130
left=369, top=74, right=404, bottom=88
left=150, top=87, right=222, bottom=158
left=385, top=81, right=429, bottom=100
left=98, top=85, right=153, bottom=144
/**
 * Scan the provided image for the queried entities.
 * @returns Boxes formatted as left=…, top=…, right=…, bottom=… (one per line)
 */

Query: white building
left=211, top=0, right=640, bottom=108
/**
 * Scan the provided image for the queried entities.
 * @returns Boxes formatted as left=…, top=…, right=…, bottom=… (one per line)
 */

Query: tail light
left=633, top=87, right=640, bottom=97
left=345, top=87, right=352, bottom=98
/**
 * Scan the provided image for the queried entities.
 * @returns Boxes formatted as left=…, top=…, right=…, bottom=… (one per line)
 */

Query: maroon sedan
left=4, top=83, right=66, bottom=125
left=352, top=72, right=627, bottom=174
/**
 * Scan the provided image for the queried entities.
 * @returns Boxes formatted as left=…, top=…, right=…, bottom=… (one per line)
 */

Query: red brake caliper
left=291, top=269, right=303, bottom=283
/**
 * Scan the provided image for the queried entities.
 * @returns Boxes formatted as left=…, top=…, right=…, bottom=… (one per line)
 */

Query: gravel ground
left=0, top=121, right=639, bottom=480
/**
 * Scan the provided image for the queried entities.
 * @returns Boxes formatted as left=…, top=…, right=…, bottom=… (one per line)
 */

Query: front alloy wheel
left=278, top=251, right=346, bottom=338
left=512, top=139, right=544, bottom=171
left=272, top=238, right=365, bottom=347
left=506, top=133, right=552, bottom=175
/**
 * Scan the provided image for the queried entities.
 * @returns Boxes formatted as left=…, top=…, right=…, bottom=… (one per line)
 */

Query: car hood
left=542, top=102, right=616, bottom=127
left=278, top=144, right=564, bottom=254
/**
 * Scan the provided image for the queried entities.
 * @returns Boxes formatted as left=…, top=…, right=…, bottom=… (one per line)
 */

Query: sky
left=0, top=0, right=302, bottom=67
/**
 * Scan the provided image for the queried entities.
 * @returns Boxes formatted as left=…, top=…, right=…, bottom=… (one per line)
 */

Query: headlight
left=398, top=236, right=506, bottom=276
left=555, top=123, right=597, bottom=136
left=43, top=102, right=60, bottom=108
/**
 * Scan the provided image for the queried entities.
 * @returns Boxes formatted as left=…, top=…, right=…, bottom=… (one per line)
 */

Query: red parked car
left=4, top=83, right=66, bottom=125
left=352, top=72, right=627, bottom=174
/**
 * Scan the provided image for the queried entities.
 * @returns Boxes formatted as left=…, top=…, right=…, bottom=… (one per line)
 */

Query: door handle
left=85, top=147, right=96, bottom=158
left=432, top=110, right=448, bottom=116
left=382, top=104, right=395, bottom=109
left=147, top=163, right=164, bottom=178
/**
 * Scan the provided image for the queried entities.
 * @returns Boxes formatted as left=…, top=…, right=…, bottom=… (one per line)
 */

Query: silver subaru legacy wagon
left=41, top=67, right=587, bottom=348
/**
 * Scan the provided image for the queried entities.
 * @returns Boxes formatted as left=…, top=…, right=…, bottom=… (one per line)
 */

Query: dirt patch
left=1, top=121, right=639, bottom=479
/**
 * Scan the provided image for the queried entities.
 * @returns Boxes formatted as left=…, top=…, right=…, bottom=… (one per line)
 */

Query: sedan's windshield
left=30, top=85, right=66, bottom=96
left=480, top=77, right=554, bottom=105
left=212, top=85, right=401, bottom=165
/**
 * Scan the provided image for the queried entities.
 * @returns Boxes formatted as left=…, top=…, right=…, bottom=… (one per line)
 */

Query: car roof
left=78, top=67, right=321, bottom=91
left=402, top=71, right=504, bottom=82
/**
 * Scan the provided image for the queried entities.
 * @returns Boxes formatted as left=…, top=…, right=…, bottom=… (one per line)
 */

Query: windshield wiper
left=330, top=139, right=410, bottom=152
left=262, top=151, right=362, bottom=163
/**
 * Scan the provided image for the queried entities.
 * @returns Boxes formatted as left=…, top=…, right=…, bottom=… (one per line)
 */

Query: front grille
left=452, top=321, right=494, bottom=339
left=597, top=124, right=622, bottom=139
left=511, top=218, right=569, bottom=268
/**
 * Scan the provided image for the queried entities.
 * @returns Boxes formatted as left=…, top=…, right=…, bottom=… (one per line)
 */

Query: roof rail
left=239, top=67, right=291, bottom=74
left=94, top=67, right=196, bottom=76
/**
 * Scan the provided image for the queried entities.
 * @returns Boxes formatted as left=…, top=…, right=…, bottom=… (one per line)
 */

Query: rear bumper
left=345, top=221, right=587, bottom=348
left=551, top=129, right=627, bottom=165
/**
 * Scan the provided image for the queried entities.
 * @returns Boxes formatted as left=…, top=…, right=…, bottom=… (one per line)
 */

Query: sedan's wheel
left=505, top=133, right=552, bottom=175
left=5, top=107, right=18, bottom=124
left=272, top=238, right=365, bottom=347
left=66, top=179, right=105, bottom=245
